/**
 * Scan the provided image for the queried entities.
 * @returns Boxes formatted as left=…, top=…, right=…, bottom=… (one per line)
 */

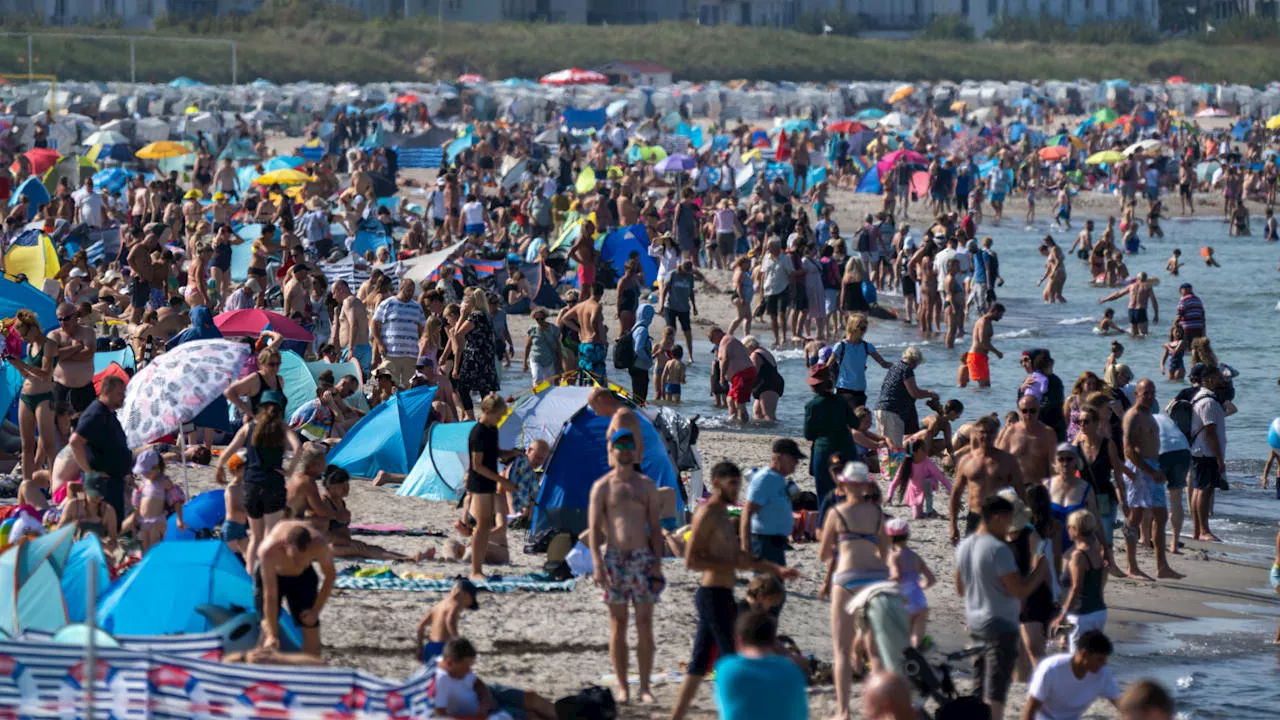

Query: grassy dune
left=0, top=20, right=1273, bottom=86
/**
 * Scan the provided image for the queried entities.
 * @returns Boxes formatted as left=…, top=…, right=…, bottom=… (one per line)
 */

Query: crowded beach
left=0, top=74, right=1275, bottom=719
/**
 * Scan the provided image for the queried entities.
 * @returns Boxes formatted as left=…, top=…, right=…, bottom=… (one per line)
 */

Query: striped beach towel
left=396, top=147, right=444, bottom=169
left=335, top=573, right=575, bottom=594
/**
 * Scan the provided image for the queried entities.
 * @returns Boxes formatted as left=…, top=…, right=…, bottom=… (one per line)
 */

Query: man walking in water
left=960, top=303, right=1005, bottom=388
left=669, top=461, right=797, bottom=720
left=588, top=428, right=664, bottom=705
left=1122, top=379, right=1183, bottom=580
left=949, top=414, right=1021, bottom=544
left=566, top=282, right=609, bottom=382
left=1098, top=272, right=1158, bottom=338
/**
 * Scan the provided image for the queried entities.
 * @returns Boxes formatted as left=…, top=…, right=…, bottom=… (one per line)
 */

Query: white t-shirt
left=430, top=666, right=481, bottom=717
left=1028, top=653, right=1119, bottom=720
left=762, top=253, right=795, bottom=296
left=1190, top=388, right=1227, bottom=458
left=77, top=192, right=106, bottom=228
left=462, top=201, right=486, bottom=226
left=933, top=247, right=957, bottom=290
left=1154, top=412, right=1190, bottom=454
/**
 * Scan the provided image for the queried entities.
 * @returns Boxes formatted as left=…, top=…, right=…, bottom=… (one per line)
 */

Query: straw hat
left=305, top=196, right=327, bottom=211
left=996, top=487, right=1033, bottom=529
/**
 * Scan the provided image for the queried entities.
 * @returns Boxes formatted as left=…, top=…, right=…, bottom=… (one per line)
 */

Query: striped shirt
left=1176, top=293, right=1205, bottom=333
left=373, top=297, right=425, bottom=358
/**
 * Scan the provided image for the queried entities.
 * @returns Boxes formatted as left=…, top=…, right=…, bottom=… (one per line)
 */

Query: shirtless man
left=588, top=387, right=644, bottom=458
left=331, top=280, right=372, bottom=374
left=125, top=230, right=155, bottom=323
left=1098, top=272, right=1158, bottom=338
left=255, top=520, right=335, bottom=656
left=668, top=461, right=797, bottom=720
left=282, top=265, right=311, bottom=323
left=949, top=414, right=1021, bottom=544
left=565, top=282, right=609, bottom=381
left=1068, top=220, right=1094, bottom=260
left=49, top=303, right=97, bottom=440
left=588, top=429, right=664, bottom=705
left=213, top=158, right=239, bottom=199
left=1122, top=379, right=1182, bottom=580
left=959, top=303, right=1005, bottom=388
left=996, top=394, right=1057, bottom=494
left=285, top=444, right=337, bottom=526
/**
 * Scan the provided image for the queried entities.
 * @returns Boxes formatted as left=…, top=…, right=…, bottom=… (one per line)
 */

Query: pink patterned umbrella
left=120, top=339, right=250, bottom=448
left=539, top=68, right=608, bottom=86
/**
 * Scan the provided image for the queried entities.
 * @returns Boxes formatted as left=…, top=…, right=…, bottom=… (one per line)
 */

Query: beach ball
left=1268, top=418, right=1280, bottom=450
left=0, top=517, right=15, bottom=547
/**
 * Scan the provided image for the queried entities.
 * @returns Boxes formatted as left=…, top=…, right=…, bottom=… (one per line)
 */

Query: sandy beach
left=193, top=140, right=1275, bottom=716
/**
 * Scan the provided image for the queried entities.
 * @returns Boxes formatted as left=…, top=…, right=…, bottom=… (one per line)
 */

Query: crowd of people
left=3, top=87, right=1263, bottom=718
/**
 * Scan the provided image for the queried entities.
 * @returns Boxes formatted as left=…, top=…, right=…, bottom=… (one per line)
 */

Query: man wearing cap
left=741, top=439, right=802, bottom=595
left=1174, top=283, right=1205, bottom=341
left=588, top=427, right=664, bottom=705
left=67, top=375, right=132, bottom=523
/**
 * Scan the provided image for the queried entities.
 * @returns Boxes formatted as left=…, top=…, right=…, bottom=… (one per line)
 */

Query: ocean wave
left=993, top=328, right=1041, bottom=340
left=1057, top=316, right=1096, bottom=326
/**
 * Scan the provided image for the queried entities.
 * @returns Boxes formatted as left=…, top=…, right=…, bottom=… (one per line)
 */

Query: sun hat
left=837, top=461, right=872, bottom=484
left=996, top=487, right=1033, bottom=529
left=132, top=448, right=161, bottom=476
left=885, top=517, right=910, bottom=538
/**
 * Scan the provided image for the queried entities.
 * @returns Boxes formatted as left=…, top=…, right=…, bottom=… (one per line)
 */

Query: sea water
left=498, top=207, right=1280, bottom=714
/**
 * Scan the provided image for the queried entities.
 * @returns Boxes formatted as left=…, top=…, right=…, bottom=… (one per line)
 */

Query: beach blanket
left=335, top=568, right=575, bottom=593
left=349, top=524, right=446, bottom=537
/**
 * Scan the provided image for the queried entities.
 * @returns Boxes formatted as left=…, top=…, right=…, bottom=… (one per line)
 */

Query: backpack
left=855, top=226, right=873, bottom=253
left=612, top=332, right=636, bottom=370
left=555, top=685, right=617, bottom=720
left=1166, top=397, right=1196, bottom=442
left=831, top=340, right=869, bottom=381
left=820, top=257, right=840, bottom=289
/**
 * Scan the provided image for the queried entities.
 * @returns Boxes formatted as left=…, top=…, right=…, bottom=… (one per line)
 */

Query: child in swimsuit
left=661, top=346, right=686, bottom=404
left=652, top=327, right=675, bottom=402
left=887, top=518, right=936, bottom=648
left=127, top=448, right=185, bottom=553
left=222, top=451, right=250, bottom=556
left=415, top=578, right=479, bottom=665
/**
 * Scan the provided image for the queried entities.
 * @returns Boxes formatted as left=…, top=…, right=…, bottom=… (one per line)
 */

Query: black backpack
left=555, top=685, right=617, bottom=720
left=1166, top=397, right=1196, bottom=442
left=855, top=226, right=873, bottom=253
left=612, top=333, right=636, bottom=370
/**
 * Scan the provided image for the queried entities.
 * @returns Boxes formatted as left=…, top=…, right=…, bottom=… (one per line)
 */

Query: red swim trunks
left=966, top=352, right=990, bottom=383
left=729, top=367, right=756, bottom=404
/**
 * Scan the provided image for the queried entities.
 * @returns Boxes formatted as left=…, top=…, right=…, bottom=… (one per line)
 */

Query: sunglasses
left=1057, top=455, right=1077, bottom=463
left=264, top=361, right=281, bottom=368
left=611, top=440, right=637, bottom=452
left=57, top=315, right=76, bottom=322
left=1019, top=407, right=1037, bottom=414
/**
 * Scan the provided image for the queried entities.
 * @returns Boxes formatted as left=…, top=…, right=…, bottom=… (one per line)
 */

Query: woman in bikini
left=315, top=466, right=428, bottom=561
left=7, top=309, right=58, bottom=482
left=57, top=483, right=120, bottom=548
left=818, top=462, right=890, bottom=720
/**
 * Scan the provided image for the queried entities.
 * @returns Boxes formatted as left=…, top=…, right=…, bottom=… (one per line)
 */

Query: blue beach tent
left=397, top=421, right=476, bottom=502
left=599, top=224, right=658, bottom=287
left=327, top=385, right=437, bottom=478
left=0, top=526, right=75, bottom=635
left=61, top=535, right=110, bottom=623
left=0, top=275, right=56, bottom=329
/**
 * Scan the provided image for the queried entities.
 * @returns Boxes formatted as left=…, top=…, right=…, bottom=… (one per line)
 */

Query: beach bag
left=612, top=332, right=636, bottom=370
left=555, top=685, right=617, bottom=720
left=855, top=226, right=873, bottom=253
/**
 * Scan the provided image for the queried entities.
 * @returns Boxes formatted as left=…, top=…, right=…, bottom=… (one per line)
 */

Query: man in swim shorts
left=710, top=327, right=755, bottom=424
left=949, top=415, right=1020, bottom=545
left=1098, top=272, right=1158, bottom=338
left=255, top=520, right=335, bottom=656
left=1121, top=379, right=1182, bottom=580
left=960, top=303, right=1004, bottom=388
left=588, top=429, right=664, bottom=705
left=565, top=282, right=608, bottom=381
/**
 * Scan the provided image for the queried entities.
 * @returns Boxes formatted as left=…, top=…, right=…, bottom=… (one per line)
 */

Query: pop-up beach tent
left=396, top=420, right=475, bottom=502
left=3, top=229, right=60, bottom=286
left=326, top=385, right=436, bottom=478
left=0, top=526, right=76, bottom=635
left=599, top=224, right=658, bottom=288
left=0, top=274, right=56, bottom=328
left=61, top=535, right=110, bottom=624
left=96, top=540, right=298, bottom=645
left=495, top=386, right=679, bottom=538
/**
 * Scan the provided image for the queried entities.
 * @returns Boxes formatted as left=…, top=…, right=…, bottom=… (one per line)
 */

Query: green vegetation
left=1, top=1, right=1279, bottom=85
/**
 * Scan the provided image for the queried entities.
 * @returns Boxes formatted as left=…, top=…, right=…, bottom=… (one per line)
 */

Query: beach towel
left=335, top=568, right=576, bottom=593
left=349, top=524, right=446, bottom=537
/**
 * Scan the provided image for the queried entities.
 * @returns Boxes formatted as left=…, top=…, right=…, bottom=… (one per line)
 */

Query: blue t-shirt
left=973, top=249, right=990, bottom=285
left=713, top=654, right=808, bottom=720
left=746, top=467, right=794, bottom=537
left=832, top=339, right=876, bottom=392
